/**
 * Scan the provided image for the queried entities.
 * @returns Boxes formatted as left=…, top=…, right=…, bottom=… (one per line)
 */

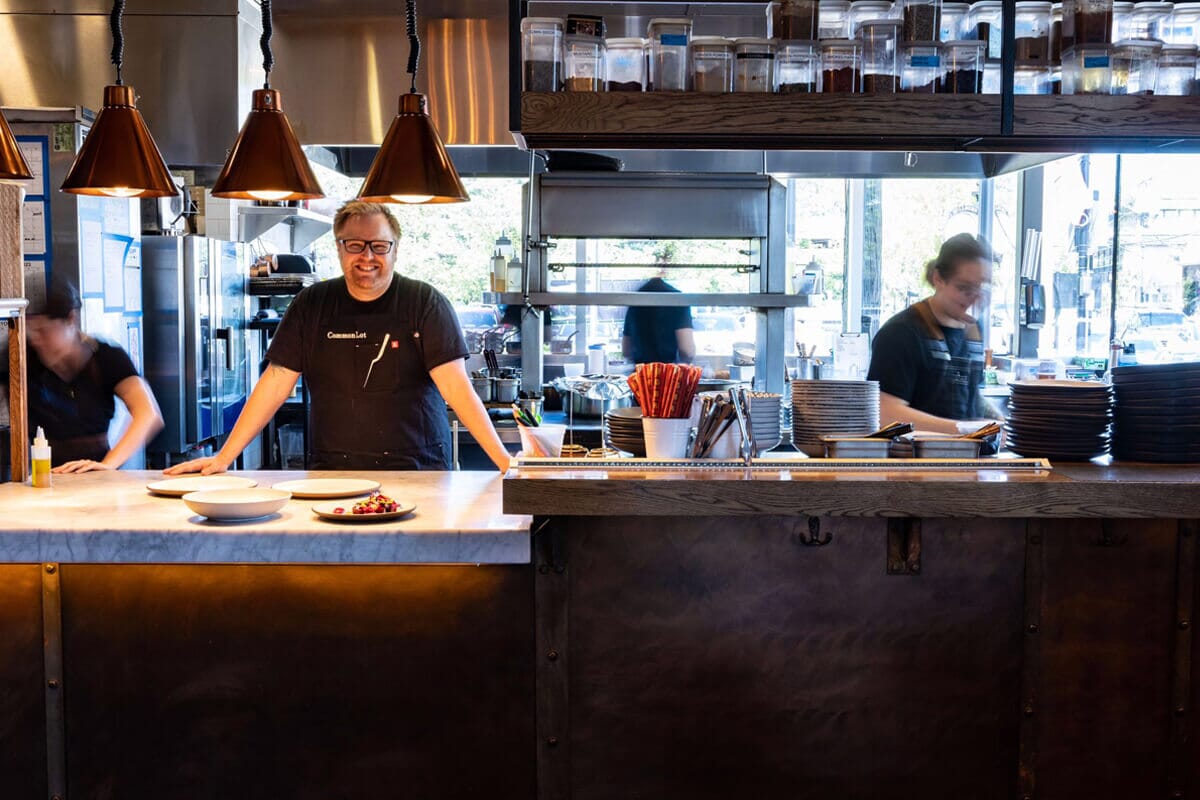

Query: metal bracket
left=794, top=516, right=833, bottom=547
left=887, top=518, right=923, bottom=575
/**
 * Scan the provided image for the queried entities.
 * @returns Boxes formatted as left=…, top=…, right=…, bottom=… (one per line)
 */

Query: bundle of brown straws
left=627, top=363, right=703, bottom=419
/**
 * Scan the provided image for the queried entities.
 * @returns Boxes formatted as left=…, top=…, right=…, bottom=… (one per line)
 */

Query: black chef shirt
left=622, top=278, right=694, bottom=364
left=266, top=275, right=468, bottom=470
left=867, top=301, right=986, bottom=421
left=27, top=339, right=137, bottom=464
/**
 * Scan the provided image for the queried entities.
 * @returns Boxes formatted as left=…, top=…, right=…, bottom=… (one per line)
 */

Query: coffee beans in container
left=522, top=18, right=565, bottom=91
left=940, top=40, right=986, bottom=92
left=691, top=36, right=735, bottom=92
left=648, top=18, right=693, bottom=91
left=605, top=37, right=647, bottom=91
left=901, top=0, right=942, bottom=41
left=776, top=40, right=821, bottom=92
left=820, top=39, right=862, bottom=91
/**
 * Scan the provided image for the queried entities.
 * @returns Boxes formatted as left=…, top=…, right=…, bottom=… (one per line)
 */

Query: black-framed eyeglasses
left=338, top=238, right=395, bottom=255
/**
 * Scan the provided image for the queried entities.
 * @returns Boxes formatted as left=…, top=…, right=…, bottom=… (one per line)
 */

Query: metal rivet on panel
left=1027, top=624, right=1039, bottom=634
left=1024, top=705, right=1035, bottom=716
left=547, top=650, right=559, bottom=661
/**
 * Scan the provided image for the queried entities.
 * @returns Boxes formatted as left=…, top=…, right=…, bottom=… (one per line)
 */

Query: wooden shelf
left=514, top=91, right=1200, bottom=152
left=517, top=91, right=1002, bottom=151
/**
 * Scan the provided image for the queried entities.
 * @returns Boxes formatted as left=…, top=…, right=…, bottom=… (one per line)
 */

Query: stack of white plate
left=791, top=380, right=881, bottom=457
left=746, top=392, right=782, bottom=452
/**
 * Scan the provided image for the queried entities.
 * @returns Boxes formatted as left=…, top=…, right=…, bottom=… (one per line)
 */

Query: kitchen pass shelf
left=514, top=92, right=1200, bottom=153
left=482, top=291, right=813, bottom=308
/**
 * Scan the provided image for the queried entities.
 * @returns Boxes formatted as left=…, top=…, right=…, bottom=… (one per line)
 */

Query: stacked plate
left=1112, top=361, right=1200, bottom=463
left=791, top=380, right=881, bottom=457
left=1005, top=380, right=1113, bottom=461
left=605, top=406, right=646, bottom=456
left=747, top=392, right=783, bottom=452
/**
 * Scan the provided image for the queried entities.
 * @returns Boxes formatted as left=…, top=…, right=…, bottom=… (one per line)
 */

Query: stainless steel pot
left=568, top=392, right=634, bottom=418
left=495, top=378, right=520, bottom=404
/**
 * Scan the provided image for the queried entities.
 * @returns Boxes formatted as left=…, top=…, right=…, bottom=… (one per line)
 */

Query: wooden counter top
left=503, top=461, right=1200, bottom=518
left=0, top=470, right=530, bottom=564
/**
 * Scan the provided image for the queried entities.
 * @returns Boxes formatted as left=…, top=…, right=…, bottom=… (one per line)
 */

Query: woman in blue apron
left=867, top=234, right=999, bottom=434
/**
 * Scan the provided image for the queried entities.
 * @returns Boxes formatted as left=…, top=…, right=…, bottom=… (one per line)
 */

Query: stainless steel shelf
left=482, top=292, right=812, bottom=308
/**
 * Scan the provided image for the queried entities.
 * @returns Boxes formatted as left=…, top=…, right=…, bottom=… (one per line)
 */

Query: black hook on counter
left=795, top=516, right=833, bottom=547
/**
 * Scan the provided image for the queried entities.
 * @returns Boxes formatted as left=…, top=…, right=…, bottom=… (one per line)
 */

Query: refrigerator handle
left=214, top=327, right=233, bottom=371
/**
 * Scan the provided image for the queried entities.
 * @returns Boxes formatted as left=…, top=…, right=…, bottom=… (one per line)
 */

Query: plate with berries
left=312, top=491, right=415, bottom=522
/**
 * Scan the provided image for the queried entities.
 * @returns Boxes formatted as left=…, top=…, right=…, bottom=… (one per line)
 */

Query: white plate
left=147, top=475, right=258, bottom=497
left=182, top=488, right=291, bottom=521
left=270, top=478, right=381, bottom=499
left=312, top=501, right=416, bottom=522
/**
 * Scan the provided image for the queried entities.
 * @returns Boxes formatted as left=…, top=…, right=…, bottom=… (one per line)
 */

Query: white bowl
left=182, top=488, right=291, bottom=521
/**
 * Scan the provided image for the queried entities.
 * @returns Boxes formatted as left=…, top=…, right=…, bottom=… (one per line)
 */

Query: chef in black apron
left=165, top=202, right=512, bottom=474
left=867, top=233, right=998, bottom=435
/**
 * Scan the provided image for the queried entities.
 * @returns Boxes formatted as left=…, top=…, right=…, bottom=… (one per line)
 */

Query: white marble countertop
left=0, top=470, right=530, bottom=564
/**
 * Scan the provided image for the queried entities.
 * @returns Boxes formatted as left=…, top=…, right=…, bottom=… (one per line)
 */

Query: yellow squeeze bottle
left=31, top=427, right=52, bottom=488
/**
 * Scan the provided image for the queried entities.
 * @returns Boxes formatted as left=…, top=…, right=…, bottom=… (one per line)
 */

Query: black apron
left=303, top=292, right=452, bottom=471
left=910, top=299, right=985, bottom=420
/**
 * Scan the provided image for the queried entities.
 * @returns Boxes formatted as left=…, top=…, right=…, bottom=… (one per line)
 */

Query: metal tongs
left=730, top=388, right=754, bottom=466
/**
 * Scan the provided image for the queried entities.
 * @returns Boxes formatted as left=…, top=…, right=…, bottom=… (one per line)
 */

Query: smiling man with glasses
left=866, top=233, right=1003, bottom=434
left=166, top=200, right=511, bottom=474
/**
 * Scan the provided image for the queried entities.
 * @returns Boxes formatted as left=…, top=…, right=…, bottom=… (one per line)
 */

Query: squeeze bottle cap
left=32, top=427, right=51, bottom=460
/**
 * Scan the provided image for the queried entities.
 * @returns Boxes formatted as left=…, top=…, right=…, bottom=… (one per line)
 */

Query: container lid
left=860, top=17, right=904, bottom=29
left=1132, top=1, right=1174, bottom=9
left=819, top=37, right=861, bottom=48
left=647, top=17, right=694, bottom=27
left=944, top=39, right=990, bottom=49
left=820, top=0, right=852, bottom=9
left=901, top=40, right=943, bottom=49
left=968, top=1, right=1003, bottom=8
left=521, top=17, right=566, bottom=28
left=605, top=37, right=646, bottom=46
left=1174, top=2, right=1200, bottom=10
left=852, top=0, right=894, bottom=9
left=1111, top=1, right=1135, bottom=9
left=1062, top=43, right=1112, bottom=56
left=734, top=37, right=778, bottom=46
left=691, top=35, right=734, bottom=45
left=565, top=33, right=606, bottom=46
left=1015, top=1, right=1053, bottom=10
left=942, top=2, right=971, bottom=9
left=778, top=38, right=822, bottom=48
left=1162, top=43, right=1200, bottom=54
left=1051, top=2, right=1062, bottom=8
left=1113, top=37, right=1165, bottom=49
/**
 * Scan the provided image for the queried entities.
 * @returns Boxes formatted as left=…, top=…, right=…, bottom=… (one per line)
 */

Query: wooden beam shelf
left=514, top=91, right=1200, bottom=153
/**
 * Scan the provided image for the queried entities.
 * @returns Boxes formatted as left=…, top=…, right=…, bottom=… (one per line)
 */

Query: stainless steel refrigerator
left=141, top=236, right=256, bottom=466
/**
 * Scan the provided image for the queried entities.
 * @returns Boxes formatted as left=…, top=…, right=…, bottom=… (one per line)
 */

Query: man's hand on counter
left=163, top=455, right=232, bottom=476
left=52, top=459, right=116, bottom=474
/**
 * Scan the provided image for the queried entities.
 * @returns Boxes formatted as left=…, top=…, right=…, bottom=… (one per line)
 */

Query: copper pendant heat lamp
left=212, top=0, right=323, bottom=201
left=357, top=0, right=467, bottom=205
left=0, top=109, right=33, bottom=181
left=61, top=1, right=175, bottom=198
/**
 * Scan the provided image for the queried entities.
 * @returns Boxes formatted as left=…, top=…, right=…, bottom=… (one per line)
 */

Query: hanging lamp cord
left=406, top=0, right=420, bottom=93
left=110, top=0, right=125, bottom=85
left=261, top=0, right=275, bottom=89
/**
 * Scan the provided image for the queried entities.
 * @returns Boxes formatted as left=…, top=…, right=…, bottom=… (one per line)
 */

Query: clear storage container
left=967, top=1, right=1005, bottom=58
left=820, top=38, right=863, bottom=90
left=776, top=40, right=822, bottom=91
left=1111, top=38, right=1162, bottom=92
left=1062, top=0, right=1115, bottom=47
left=521, top=17, right=565, bottom=91
left=901, top=41, right=944, bottom=90
left=1015, top=61, right=1053, bottom=91
left=941, top=2, right=970, bottom=39
left=819, top=0, right=854, bottom=38
left=1061, top=43, right=1113, bottom=91
left=1111, top=1, right=1135, bottom=39
left=605, top=37, right=647, bottom=91
left=734, top=37, right=777, bottom=92
left=861, top=19, right=903, bottom=91
left=900, top=0, right=943, bottom=40
left=691, top=36, right=735, bottom=92
left=941, top=39, right=987, bottom=91
left=1016, top=2, right=1054, bottom=60
left=1051, top=3, right=1065, bottom=59
left=647, top=17, right=693, bottom=91
left=1050, top=63, right=1064, bottom=90
left=772, top=0, right=821, bottom=39
left=1169, top=2, right=1200, bottom=44
left=850, top=0, right=896, bottom=36
left=565, top=35, right=606, bottom=91
left=983, top=57, right=1003, bottom=91
left=1156, top=42, right=1200, bottom=92
left=1131, top=1, right=1174, bottom=40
